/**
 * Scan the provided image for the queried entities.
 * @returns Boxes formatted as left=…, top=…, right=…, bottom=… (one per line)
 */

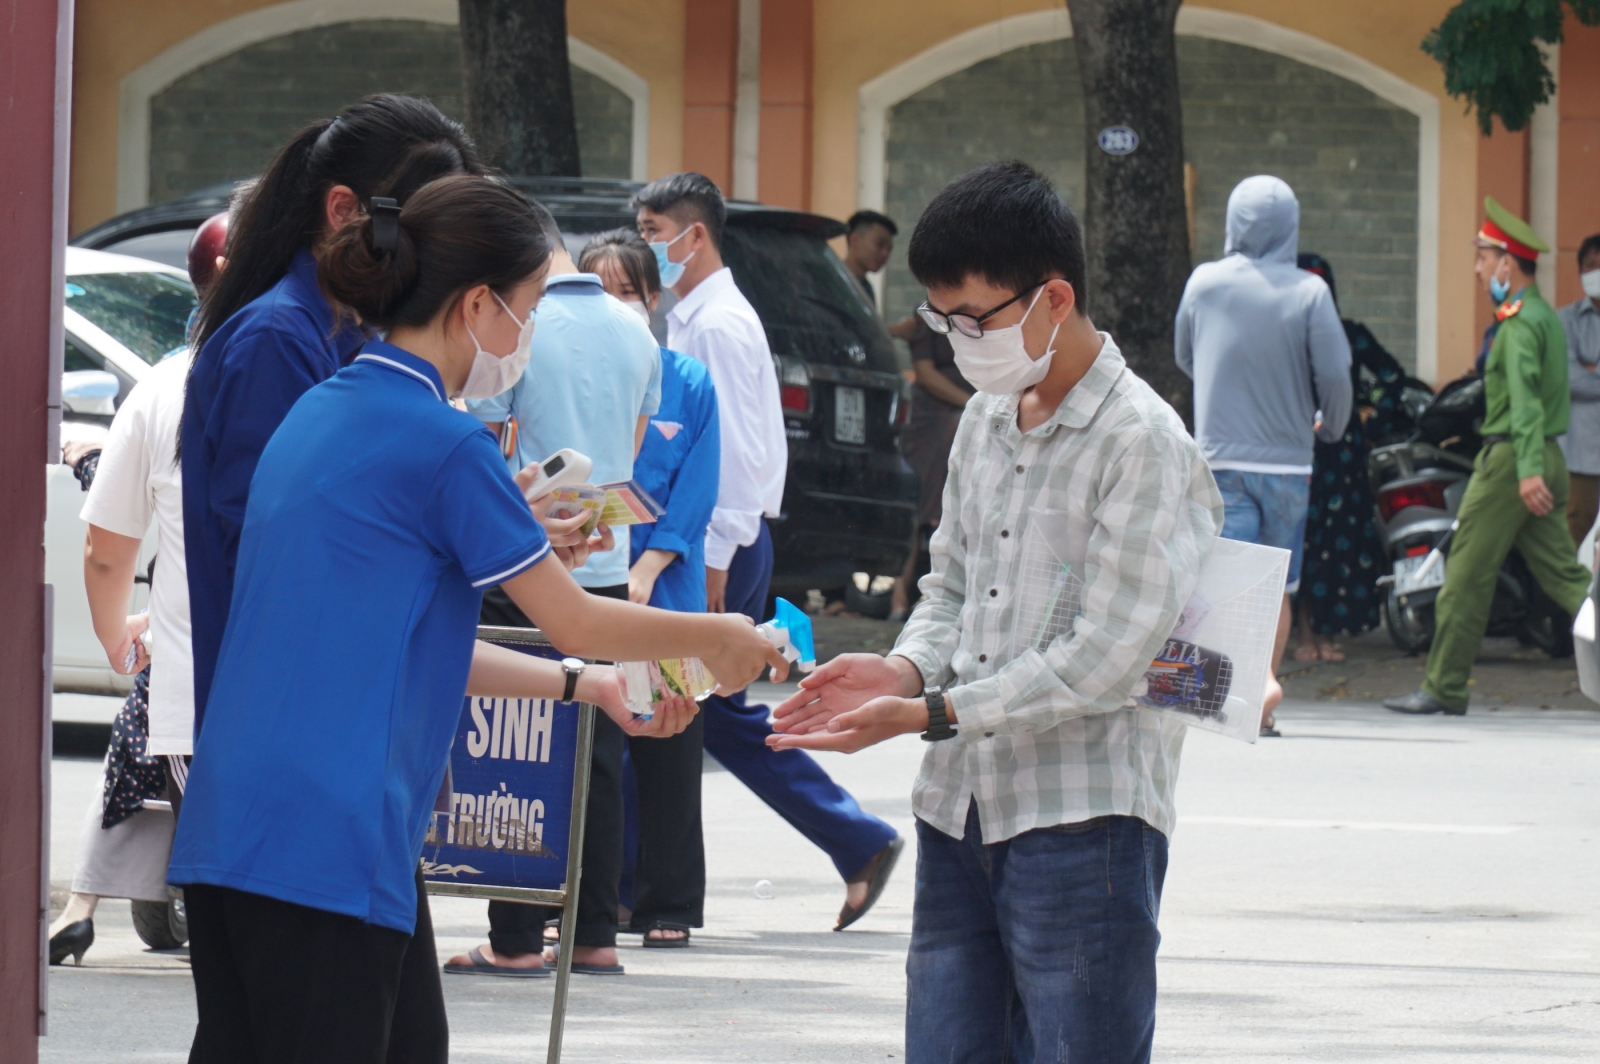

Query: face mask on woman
left=458, top=292, right=535, bottom=399
left=650, top=226, right=696, bottom=288
left=621, top=299, right=652, bottom=325
left=945, top=288, right=1060, bottom=395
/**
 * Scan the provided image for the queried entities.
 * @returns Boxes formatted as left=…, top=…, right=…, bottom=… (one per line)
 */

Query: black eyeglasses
left=917, top=282, right=1043, bottom=339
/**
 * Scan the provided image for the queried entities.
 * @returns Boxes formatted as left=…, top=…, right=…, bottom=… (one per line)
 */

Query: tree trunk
left=459, top=0, right=581, bottom=176
left=1068, top=0, right=1192, bottom=421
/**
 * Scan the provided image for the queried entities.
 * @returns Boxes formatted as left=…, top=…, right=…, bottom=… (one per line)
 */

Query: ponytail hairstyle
left=578, top=228, right=661, bottom=302
left=194, top=93, right=481, bottom=350
left=318, top=174, right=551, bottom=332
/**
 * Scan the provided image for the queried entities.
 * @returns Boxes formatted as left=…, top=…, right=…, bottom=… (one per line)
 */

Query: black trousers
left=624, top=713, right=705, bottom=930
left=480, top=582, right=630, bottom=952
left=185, top=869, right=447, bottom=1064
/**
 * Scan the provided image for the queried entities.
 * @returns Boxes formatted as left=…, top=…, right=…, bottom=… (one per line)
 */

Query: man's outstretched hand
left=771, top=652, right=928, bottom=742
left=767, top=694, right=933, bottom=753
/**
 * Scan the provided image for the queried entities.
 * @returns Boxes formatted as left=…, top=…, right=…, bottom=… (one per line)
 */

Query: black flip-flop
left=836, top=835, right=904, bottom=931
left=640, top=921, right=691, bottom=949
left=443, top=946, right=551, bottom=978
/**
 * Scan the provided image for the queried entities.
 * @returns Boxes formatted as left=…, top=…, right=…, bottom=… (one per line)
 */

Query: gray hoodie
left=1175, top=175, right=1352, bottom=470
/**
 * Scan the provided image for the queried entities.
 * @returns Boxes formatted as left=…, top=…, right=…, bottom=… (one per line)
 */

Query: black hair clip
left=370, top=197, right=400, bottom=253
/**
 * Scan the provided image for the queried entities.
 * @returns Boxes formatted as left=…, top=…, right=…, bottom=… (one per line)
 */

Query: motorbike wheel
left=845, top=573, right=896, bottom=620
left=131, top=891, right=187, bottom=950
left=1384, top=592, right=1434, bottom=654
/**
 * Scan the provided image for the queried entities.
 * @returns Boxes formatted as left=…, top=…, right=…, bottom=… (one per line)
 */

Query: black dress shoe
left=836, top=836, right=904, bottom=931
left=49, top=919, right=93, bottom=966
left=1383, top=690, right=1465, bottom=716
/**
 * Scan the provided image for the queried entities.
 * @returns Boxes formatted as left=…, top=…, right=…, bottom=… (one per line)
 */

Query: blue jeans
left=1212, top=468, right=1311, bottom=592
left=906, top=805, right=1168, bottom=1064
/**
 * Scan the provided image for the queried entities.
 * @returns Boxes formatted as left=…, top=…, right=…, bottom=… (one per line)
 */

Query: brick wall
left=148, top=20, right=632, bottom=204
left=884, top=36, right=1421, bottom=371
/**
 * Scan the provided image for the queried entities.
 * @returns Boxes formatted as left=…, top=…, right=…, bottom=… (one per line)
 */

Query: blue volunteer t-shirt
left=630, top=348, right=720, bottom=613
left=168, top=341, right=551, bottom=933
left=182, top=248, right=366, bottom=739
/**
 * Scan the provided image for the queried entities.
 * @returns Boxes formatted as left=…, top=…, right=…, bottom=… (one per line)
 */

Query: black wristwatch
left=560, top=657, right=586, bottom=702
left=921, top=686, right=957, bottom=742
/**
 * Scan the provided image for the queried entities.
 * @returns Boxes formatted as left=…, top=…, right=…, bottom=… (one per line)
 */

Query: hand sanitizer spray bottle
left=756, top=597, right=816, bottom=680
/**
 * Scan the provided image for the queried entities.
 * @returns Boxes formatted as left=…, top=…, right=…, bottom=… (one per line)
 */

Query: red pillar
left=682, top=0, right=740, bottom=192
left=758, top=0, right=813, bottom=210
left=0, top=0, right=71, bottom=1056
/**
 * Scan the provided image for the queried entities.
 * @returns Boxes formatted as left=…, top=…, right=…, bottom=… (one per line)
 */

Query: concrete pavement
left=40, top=688, right=1600, bottom=1062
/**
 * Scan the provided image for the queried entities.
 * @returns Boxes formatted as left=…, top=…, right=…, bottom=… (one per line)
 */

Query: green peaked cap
left=1483, top=195, right=1549, bottom=254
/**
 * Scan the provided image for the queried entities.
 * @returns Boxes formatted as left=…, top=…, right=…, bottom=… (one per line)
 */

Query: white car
left=51, top=246, right=195, bottom=695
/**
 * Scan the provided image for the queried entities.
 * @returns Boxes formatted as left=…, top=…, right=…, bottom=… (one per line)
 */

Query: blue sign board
left=421, top=639, right=581, bottom=894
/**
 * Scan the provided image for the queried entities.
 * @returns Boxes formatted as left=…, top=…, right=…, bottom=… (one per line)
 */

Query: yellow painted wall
left=1197, top=1, right=1479, bottom=383
left=810, top=0, right=1482, bottom=381
left=68, top=0, right=686, bottom=234
left=66, top=0, right=1521, bottom=382
left=71, top=0, right=283, bottom=234
left=569, top=0, right=686, bottom=181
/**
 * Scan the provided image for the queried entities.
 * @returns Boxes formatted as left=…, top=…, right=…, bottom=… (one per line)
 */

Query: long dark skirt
left=1299, top=431, right=1385, bottom=637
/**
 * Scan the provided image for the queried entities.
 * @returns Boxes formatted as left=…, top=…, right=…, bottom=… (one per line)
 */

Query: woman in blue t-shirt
left=169, top=175, right=785, bottom=1063
left=180, top=94, right=606, bottom=748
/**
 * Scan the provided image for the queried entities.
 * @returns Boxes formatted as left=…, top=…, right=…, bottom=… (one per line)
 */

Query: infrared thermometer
left=520, top=448, right=592, bottom=502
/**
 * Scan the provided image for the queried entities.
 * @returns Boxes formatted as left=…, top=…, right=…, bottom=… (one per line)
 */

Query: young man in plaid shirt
left=770, top=162, right=1222, bottom=1064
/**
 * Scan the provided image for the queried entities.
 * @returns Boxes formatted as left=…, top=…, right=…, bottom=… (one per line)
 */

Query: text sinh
left=466, top=697, right=556, bottom=762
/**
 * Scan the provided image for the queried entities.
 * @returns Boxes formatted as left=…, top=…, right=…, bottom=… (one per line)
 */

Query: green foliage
left=1422, top=0, right=1600, bottom=133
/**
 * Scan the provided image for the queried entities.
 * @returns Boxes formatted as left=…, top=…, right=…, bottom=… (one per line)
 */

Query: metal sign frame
left=424, top=626, right=595, bottom=1064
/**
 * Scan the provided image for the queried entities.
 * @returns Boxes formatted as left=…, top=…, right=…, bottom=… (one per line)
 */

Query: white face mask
left=1583, top=269, right=1600, bottom=300
left=458, top=292, right=535, bottom=399
left=621, top=299, right=652, bottom=325
left=945, top=288, right=1060, bottom=395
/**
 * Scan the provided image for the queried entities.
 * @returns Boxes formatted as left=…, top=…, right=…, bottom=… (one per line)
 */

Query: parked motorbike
left=1368, top=375, right=1573, bottom=657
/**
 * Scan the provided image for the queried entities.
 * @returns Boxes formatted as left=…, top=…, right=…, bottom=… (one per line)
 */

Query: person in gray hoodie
left=1175, top=175, right=1352, bottom=734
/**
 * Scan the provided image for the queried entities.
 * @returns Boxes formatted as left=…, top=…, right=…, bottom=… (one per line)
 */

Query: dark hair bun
left=317, top=173, right=550, bottom=332
left=318, top=211, right=420, bottom=324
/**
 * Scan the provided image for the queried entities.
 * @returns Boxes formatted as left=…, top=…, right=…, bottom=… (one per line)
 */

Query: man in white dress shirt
left=635, top=174, right=902, bottom=930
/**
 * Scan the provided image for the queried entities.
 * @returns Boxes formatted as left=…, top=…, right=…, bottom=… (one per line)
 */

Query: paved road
left=40, top=689, right=1600, bottom=1062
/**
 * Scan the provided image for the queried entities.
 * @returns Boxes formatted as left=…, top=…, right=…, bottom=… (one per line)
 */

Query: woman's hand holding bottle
left=702, top=614, right=791, bottom=694
left=578, top=666, right=698, bottom=738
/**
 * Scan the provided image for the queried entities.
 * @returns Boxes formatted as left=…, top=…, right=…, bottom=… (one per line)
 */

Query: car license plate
left=835, top=386, right=866, bottom=444
left=1392, top=551, right=1446, bottom=596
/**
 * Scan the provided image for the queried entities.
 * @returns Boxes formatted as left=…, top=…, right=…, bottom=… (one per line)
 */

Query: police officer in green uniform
left=1386, top=198, right=1590, bottom=715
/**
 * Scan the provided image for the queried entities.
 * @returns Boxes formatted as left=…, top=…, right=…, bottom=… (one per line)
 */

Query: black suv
left=74, top=177, right=918, bottom=598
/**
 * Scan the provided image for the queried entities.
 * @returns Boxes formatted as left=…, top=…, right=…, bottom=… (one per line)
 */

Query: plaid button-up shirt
left=892, top=335, right=1223, bottom=843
